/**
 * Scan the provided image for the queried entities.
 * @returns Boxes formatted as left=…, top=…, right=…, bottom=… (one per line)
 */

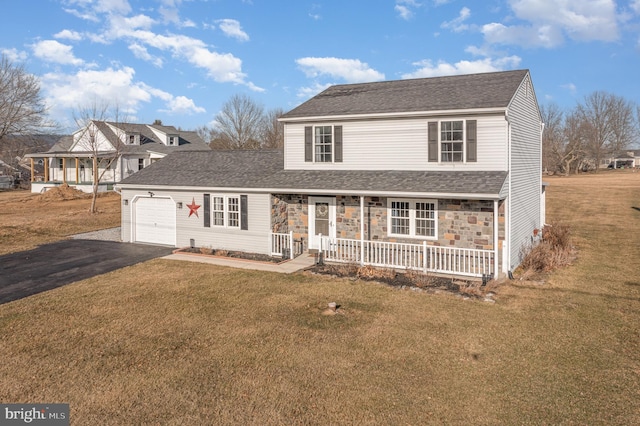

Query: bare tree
left=576, top=91, right=637, bottom=172
left=261, top=107, right=285, bottom=149
left=0, top=55, right=54, bottom=143
left=213, top=94, right=265, bottom=149
left=560, top=110, right=588, bottom=174
left=72, top=102, right=125, bottom=213
left=541, top=103, right=564, bottom=173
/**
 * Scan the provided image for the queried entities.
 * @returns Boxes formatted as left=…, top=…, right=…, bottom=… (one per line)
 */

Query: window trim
left=210, top=195, right=241, bottom=229
left=387, top=198, right=438, bottom=239
left=305, top=124, right=343, bottom=163
left=439, top=120, right=465, bottom=163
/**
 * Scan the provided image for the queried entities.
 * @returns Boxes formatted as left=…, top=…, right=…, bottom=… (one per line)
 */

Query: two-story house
left=26, top=120, right=208, bottom=193
left=117, top=69, right=544, bottom=278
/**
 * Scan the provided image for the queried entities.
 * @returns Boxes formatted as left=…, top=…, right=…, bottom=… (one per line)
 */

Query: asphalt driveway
left=0, top=240, right=174, bottom=305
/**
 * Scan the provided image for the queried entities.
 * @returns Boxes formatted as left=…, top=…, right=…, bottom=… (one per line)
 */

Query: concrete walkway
left=163, top=252, right=317, bottom=274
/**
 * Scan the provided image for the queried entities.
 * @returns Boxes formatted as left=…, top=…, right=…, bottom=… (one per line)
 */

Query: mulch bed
left=308, top=263, right=495, bottom=300
left=176, top=247, right=284, bottom=264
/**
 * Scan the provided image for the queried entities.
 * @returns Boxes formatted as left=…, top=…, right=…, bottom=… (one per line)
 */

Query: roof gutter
left=115, top=183, right=503, bottom=201
left=279, top=107, right=508, bottom=123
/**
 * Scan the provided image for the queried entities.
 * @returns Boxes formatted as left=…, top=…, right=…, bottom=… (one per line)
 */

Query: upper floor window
left=168, top=135, right=179, bottom=146
left=58, top=159, right=64, bottom=170
left=127, top=133, right=140, bottom=145
left=315, top=126, right=332, bottom=162
left=138, top=158, right=144, bottom=171
left=304, top=125, right=343, bottom=163
left=440, top=121, right=464, bottom=162
left=428, top=120, right=477, bottom=164
left=388, top=198, right=437, bottom=239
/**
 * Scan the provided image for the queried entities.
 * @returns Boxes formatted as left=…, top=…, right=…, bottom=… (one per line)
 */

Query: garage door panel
left=134, top=197, right=176, bottom=246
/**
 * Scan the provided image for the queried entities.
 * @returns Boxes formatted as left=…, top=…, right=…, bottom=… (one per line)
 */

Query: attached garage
left=133, top=196, right=176, bottom=246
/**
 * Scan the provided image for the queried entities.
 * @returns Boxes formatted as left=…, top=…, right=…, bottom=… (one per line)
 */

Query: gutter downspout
left=360, top=195, right=365, bottom=266
left=494, top=199, right=499, bottom=279
left=506, top=110, right=512, bottom=276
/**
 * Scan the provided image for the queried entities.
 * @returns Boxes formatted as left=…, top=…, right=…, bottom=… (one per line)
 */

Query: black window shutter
left=334, top=125, right=343, bottom=162
left=240, top=195, right=248, bottom=230
left=466, top=120, right=477, bottom=162
left=428, top=122, right=438, bottom=162
left=203, top=194, right=210, bottom=227
left=304, top=126, right=313, bottom=162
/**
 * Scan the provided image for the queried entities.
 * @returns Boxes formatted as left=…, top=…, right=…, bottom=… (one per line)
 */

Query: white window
left=128, top=134, right=140, bottom=145
left=168, top=135, right=179, bottom=146
left=315, top=126, right=332, bottom=162
left=212, top=196, right=224, bottom=226
left=138, top=158, right=144, bottom=171
left=440, top=120, right=464, bottom=162
left=388, top=199, right=437, bottom=239
left=211, top=196, right=240, bottom=228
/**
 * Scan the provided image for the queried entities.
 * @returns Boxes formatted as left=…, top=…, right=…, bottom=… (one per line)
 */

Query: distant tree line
left=196, top=94, right=285, bottom=150
left=542, top=92, right=640, bottom=175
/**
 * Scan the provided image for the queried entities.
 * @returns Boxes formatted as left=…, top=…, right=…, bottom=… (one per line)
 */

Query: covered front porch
left=270, top=193, right=504, bottom=278
left=25, top=153, right=117, bottom=193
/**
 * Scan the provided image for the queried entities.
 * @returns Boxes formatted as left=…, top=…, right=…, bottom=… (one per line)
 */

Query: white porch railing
left=270, top=231, right=294, bottom=259
left=320, top=236, right=494, bottom=278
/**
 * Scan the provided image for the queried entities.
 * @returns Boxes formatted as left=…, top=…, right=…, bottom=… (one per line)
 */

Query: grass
left=0, top=189, right=121, bottom=255
left=0, top=171, right=639, bottom=424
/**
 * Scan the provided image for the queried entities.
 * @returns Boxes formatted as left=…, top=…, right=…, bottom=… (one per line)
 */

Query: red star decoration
left=186, top=198, right=201, bottom=218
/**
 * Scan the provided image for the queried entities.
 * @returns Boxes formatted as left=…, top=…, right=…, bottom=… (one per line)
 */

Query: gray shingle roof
left=34, top=121, right=208, bottom=156
left=281, top=69, right=529, bottom=119
left=119, top=150, right=507, bottom=197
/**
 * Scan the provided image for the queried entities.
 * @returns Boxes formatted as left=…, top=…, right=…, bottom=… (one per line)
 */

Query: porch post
left=62, top=158, right=67, bottom=183
left=44, top=158, right=49, bottom=182
left=423, top=241, right=428, bottom=274
left=493, top=199, right=499, bottom=279
left=289, top=231, right=294, bottom=259
left=75, top=158, right=79, bottom=183
left=360, top=196, right=365, bottom=266
left=30, top=158, right=34, bottom=182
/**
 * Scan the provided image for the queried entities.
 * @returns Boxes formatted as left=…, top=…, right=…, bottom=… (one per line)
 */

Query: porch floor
left=163, top=251, right=316, bottom=274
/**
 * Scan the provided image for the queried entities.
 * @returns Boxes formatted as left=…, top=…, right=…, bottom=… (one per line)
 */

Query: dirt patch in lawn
left=308, top=263, right=499, bottom=300
left=36, top=183, right=90, bottom=201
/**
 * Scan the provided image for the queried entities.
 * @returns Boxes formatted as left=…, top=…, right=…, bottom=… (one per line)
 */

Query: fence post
left=423, top=241, right=427, bottom=273
left=289, top=231, right=294, bottom=259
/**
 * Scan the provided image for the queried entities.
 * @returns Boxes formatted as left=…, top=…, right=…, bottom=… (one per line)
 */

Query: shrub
left=519, top=222, right=574, bottom=273
left=356, top=265, right=396, bottom=281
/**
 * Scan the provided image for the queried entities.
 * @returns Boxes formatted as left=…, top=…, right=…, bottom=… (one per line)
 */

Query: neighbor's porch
left=26, top=154, right=117, bottom=193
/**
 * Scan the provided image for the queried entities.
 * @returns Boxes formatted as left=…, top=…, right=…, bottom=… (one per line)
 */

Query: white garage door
left=134, top=197, right=176, bottom=246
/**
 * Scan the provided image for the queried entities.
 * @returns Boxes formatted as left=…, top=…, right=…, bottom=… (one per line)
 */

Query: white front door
left=308, top=196, right=336, bottom=250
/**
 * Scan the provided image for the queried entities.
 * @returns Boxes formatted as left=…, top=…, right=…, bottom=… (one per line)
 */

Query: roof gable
left=281, top=69, right=530, bottom=119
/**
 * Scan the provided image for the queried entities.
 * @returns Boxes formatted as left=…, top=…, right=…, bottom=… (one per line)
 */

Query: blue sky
left=2, top=0, right=640, bottom=132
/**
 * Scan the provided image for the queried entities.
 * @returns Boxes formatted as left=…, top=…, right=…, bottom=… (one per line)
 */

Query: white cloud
left=441, top=7, right=471, bottom=32
left=395, top=0, right=421, bottom=20
left=41, top=66, right=204, bottom=123
left=296, top=57, right=384, bottom=83
left=32, top=40, right=84, bottom=66
left=483, top=0, right=620, bottom=48
left=128, top=43, right=163, bottom=67
left=1, top=48, right=28, bottom=62
left=216, top=19, right=250, bottom=42
left=402, top=56, right=522, bottom=79
left=632, top=0, right=640, bottom=14
left=63, top=0, right=131, bottom=21
left=54, top=29, right=83, bottom=41
left=160, top=95, right=206, bottom=115
left=561, top=82, right=577, bottom=94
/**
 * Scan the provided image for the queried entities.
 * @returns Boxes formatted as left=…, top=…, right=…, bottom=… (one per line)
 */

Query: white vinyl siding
left=121, top=189, right=272, bottom=255
left=507, top=75, right=543, bottom=270
left=285, top=116, right=508, bottom=171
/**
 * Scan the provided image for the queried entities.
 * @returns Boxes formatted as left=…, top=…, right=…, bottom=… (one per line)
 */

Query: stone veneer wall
left=271, top=194, right=309, bottom=250
left=271, top=194, right=506, bottom=264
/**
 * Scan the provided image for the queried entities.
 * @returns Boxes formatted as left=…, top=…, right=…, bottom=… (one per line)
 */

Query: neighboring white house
left=117, top=69, right=544, bottom=278
left=25, top=121, right=208, bottom=193
left=600, top=149, right=640, bottom=169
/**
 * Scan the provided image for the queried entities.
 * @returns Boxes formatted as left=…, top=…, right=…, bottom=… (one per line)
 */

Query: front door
left=308, top=196, right=336, bottom=250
